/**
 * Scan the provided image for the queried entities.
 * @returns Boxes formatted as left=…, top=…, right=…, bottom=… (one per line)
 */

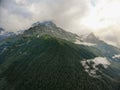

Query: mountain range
left=0, top=21, right=120, bottom=90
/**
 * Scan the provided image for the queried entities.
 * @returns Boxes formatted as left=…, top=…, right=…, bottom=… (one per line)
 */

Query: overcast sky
left=0, top=0, right=120, bottom=47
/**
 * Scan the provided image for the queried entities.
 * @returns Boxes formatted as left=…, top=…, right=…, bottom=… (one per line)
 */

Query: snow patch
left=81, top=60, right=99, bottom=78
left=80, top=57, right=111, bottom=78
left=92, top=57, right=111, bottom=68
left=112, top=54, right=120, bottom=59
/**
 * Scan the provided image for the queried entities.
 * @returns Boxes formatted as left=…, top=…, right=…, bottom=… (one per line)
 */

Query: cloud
left=98, top=28, right=120, bottom=46
left=80, top=0, right=120, bottom=47
left=81, top=57, right=111, bottom=77
left=0, top=0, right=120, bottom=47
left=0, top=0, right=89, bottom=32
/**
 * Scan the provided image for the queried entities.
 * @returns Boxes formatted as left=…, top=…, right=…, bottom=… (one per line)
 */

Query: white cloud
left=74, top=39, right=96, bottom=46
left=112, top=54, right=120, bottom=59
left=81, top=0, right=120, bottom=30
left=80, top=0, right=120, bottom=47
left=81, top=57, right=111, bottom=69
left=91, top=57, right=111, bottom=68
left=0, top=0, right=120, bottom=47
left=81, top=57, right=111, bottom=78
left=0, top=0, right=89, bottom=32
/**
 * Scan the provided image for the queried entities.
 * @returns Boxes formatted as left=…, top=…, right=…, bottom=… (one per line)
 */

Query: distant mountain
left=82, top=33, right=120, bottom=81
left=82, top=33, right=120, bottom=60
left=83, top=33, right=98, bottom=43
left=0, top=21, right=120, bottom=90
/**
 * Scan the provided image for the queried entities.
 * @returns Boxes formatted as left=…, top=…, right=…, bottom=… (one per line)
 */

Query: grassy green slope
left=0, top=35, right=116, bottom=90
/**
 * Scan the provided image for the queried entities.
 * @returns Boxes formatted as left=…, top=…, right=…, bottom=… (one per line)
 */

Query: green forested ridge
left=0, top=35, right=119, bottom=90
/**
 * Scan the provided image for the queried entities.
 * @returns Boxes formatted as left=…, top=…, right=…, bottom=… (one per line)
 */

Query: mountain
left=83, top=33, right=120, bottom=60
left=24, top=21, right=78, bottom=42
left=0, top=35, right=118, bottom=90
left=0, top=21, right=120, bottom=90
left=82, top=33, right=120, bottom=81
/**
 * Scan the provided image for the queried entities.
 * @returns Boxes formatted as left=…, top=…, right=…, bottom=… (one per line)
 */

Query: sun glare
left=80, top=1, right=120, bottom=30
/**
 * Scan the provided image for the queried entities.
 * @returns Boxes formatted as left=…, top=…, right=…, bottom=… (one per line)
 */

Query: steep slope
left=23, top=21, right=78, bottom=42
left=0, top=21, right=120, bottom=90
left=0, top=34, right=18, bottom=55
left=0, top=35, right=118, bottom=90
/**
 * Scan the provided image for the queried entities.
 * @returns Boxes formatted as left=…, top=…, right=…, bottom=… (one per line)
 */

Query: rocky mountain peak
left=32, top=21, right=56, bottom=27
left=83, top=32, right=99, bottom=43
left=87, top=32, right=97, bottom=39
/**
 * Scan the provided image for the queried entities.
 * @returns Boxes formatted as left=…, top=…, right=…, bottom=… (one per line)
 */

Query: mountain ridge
left=0, top=21, right=120, bottom=90
left=0, top=35, right=117, bottom=90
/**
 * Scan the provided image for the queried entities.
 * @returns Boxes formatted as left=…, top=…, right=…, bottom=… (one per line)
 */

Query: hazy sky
left=0, top=0, right=120, bottom=47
